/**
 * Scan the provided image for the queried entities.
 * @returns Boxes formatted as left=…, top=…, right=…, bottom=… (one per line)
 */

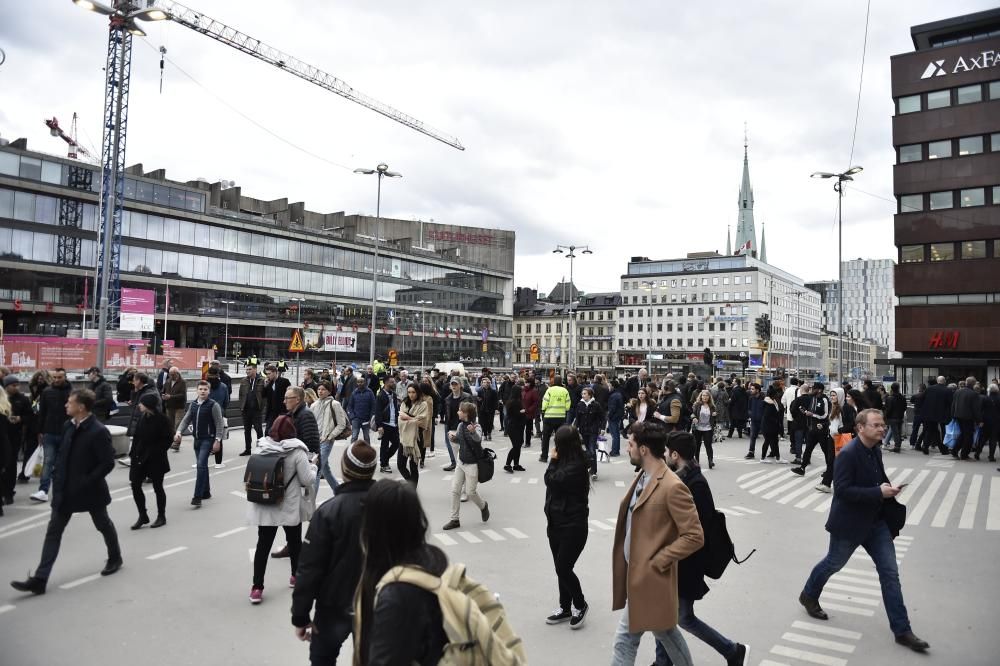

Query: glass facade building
left=0, top=139, right=515, bottom=368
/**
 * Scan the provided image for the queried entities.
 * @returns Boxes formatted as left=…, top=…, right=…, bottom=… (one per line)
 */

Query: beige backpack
left=374, top=563, right=527, bottom=665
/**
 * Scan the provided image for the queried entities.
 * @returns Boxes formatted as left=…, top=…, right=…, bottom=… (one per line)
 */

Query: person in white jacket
left=311, top=381, right=349, bottom=494
left=247, top=414, right=316, bottom=605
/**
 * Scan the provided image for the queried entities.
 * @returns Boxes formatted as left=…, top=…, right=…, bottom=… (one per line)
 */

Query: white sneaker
left=214, top=463, right=225, bottom=469
left=116, top=457, right=131, bottom=467
left=30, top=490, right=48, bottom=503
left=461, top=493, right=469, bottom=503
left=425, top=450, right=436, bottom=458
left=776, top=458, right=790, bottom=464
left=191, top=464, right=198, bottom=468
left=760, top=458, right=773, bottom=464
left=815, top=484, right=831, bottom=493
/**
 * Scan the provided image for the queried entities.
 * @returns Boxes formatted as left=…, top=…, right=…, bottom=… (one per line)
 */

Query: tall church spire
left=759, top=223, right=768, bottom=264
left=725, top=225, right=732, bottom=255
left=734, top=124, right=757, bottom=257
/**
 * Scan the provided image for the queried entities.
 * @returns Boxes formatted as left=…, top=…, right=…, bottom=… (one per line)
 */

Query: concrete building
left=0, top=137, right=514, bottom=368
left=805, top=258, right=897, bottom=352
left=573, top=292, right=620, bottom=374
left=890, top=8, right=1000, bottom=390
left=819, top=331, right=881, bottom=383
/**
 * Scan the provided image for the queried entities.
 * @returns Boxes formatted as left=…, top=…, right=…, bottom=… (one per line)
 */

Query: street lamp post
left=417, top=299, right=432, bottom=372
left=290, top=297, right=305, bottom=384
left=355, top=163, right=401, bottom=367
left=640, top=280, right=660, bottom=378
left=811, top=165, right=862, bottom=384
left=553, top=244, right=592, bottom=373
left=789, top=289, right=804, bottom=376
left=221, top=299, right=234, bottom=358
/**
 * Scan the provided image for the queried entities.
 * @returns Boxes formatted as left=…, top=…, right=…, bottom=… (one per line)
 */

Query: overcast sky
left=1, top=0, right=993, bottom=296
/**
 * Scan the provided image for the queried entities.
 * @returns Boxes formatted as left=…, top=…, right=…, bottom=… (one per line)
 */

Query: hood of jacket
left=258, top=436, right=309, bottom=455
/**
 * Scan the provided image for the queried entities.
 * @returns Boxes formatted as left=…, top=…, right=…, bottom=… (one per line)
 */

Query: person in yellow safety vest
left=276, top=360, right=288, bottom=374
left=372, top=359, right=386, bottom=376
left=248, top=355, right=259, bottom=368
left=538, top=375, right=571, bottom=463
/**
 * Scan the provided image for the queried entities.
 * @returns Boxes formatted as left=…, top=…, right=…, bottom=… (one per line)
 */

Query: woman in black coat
left=476, top=377, right=498, bottom=441
left=727, top=381, right=749, bottom=438
left=543, top=425, right=591, bottom=628
left=129, top=393, right=173, bottom=529
left=503, top=384, right=527, bottom=473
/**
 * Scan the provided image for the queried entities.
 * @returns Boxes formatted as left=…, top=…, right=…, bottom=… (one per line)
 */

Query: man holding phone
left=797, top=409, right=929, bottom=653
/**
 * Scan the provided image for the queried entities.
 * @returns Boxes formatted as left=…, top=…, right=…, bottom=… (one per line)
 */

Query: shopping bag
left=973, top=426, right=982, bottom=447
left=26, top=445, right=44, bottom=477
left=943, top=419, right=960, bottom=449
left=833, top=432, right=853, bottom=456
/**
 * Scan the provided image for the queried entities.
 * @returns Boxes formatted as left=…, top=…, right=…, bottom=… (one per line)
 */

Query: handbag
left=330, top=401, right=349, bottom=440
left=880, top=497, right=907, bottom=539
left=943, top=418, right=960, bottom=449
left=477, top=447, right=496, bottom=483
left=833, top=432, right=853, bottom=456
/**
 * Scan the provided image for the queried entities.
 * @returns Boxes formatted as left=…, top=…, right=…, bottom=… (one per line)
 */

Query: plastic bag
left=26, top=445, right=44, bottom=477
left=943, top=419, right=960, bottom=449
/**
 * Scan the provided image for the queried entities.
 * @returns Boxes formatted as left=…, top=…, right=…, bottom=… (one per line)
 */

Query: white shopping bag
left=26, top=445, right=44, bottom=477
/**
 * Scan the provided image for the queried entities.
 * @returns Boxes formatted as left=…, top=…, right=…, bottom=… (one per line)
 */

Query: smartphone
left=896, top=483, right=909, bottom=491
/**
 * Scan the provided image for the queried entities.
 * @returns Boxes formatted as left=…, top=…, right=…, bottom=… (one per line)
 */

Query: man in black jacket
left=374, top=378, right=401, bottom=475
left=921, top=376, right=952, bottom=455
left=239, top=364, right=265, bottom=455
left=3, top=376, right=33, bottom=505
left=951, top=377, right=983, bottom=460
left=11, top=389, right=123, bottom=595
left=30, top=368, right=71, bottom=503
left=291, top=441, right=376, bottom=663
left=86, top=367, right=116, bottom=422
left=862, top=379, right=883, bottom=412
left=655, top=432, right=748, bottom=666
left=263, top=365, right=291, bottom=435
left=284, top=387, right=320, bottom=454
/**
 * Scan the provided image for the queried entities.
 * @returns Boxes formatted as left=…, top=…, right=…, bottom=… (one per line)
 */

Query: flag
left=734, top=240, right=751, bottom=256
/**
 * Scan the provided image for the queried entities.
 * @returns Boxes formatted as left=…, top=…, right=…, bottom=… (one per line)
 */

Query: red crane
left=44, top=113, right=94, bottom=161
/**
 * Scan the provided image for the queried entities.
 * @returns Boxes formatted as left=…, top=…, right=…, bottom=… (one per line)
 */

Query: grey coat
left=246, top=437, right=317, bottom=527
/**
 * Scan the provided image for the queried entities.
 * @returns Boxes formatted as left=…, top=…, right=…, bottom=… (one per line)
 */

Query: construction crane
left=44, top=114, right=95, bottom=161
left=71, top=0, right=465, bottom=371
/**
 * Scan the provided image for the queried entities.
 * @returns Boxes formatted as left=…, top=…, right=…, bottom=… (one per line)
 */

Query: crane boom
left=153, top=0, right=465, bottom=151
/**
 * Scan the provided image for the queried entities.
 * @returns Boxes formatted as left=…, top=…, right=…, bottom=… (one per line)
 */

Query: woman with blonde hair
left=303, top=388, right=319, bottom=407
left=692, top=389, right=717, bottom=468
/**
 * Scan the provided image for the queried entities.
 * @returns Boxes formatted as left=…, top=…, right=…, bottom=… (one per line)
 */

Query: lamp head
left=133, top=8, right=170, bottom=21
left=126, top=22, right=146, bottom=36
left=845, top=165, right=863, bottom=176
left=72, top=0, right=115, bottom=15
left=553, top=248, right=563, bottom=254
left=582, top=248, right=593, bottom=255
left=810, top=172, right=835, bottom=179
left=354, top=168, right=376, bottom=175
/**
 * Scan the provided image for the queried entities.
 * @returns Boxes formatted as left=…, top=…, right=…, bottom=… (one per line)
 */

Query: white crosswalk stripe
left=959, top=474, right=983, bottom=529
left=770, top=644, right=848, bottom=665
left=906, top=470, right=946, bottom=525
left=932, top=471, right=965, bottom=527
left=780, top=632, right=856, bottom=653
left=739, top=468, right=787, bottom=490
left=988, top=477, right=1000, bottom=531
left=762, top=468, right=823, bottom=500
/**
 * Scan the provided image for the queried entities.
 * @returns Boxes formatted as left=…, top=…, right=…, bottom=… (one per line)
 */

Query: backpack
left=244, top=453, right=296, bottom=504
left=477, top=448, right=496, bottom=484
left=373, top=564, right=527, bottom=666
left=703, top=509, right=755, bottom=580
left=329, top=401, right=350, bottom=440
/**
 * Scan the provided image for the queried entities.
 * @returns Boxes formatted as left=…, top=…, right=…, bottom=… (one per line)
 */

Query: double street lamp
left=811, top=165, right=862, bottom=384
left=355, top=163, right=401, bottom=366
left=640, top=280, right=663, bottom=377
left=553, top=244, right=592, bottom=372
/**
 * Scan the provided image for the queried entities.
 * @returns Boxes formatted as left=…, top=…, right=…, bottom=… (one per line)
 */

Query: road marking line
left=791, top=620, right=863, bottom=640
left=589, top=519, right=613, bottom=530
left=248, top=548, right=254, bottom=565
left=770, top=644, right=847, bottom=666
left=503, top=527, right=529, bottom=539
left=59, top=573, right=102, bottom=590
left=0, top=604, right=14, bottom=615
left=510, top=477, right=522, bottom=484
left=781, top=632, right=856, bottom=653
left=813, top=496, right=834, bottom=513
left=824, top=582, right=882, bottom=596
left=456, top=531, right=482, bottom=544
left=777, top=472, right=827, bottom=504
left=214, top=526, right=248, bottom=539
left=794, top=492, right=826, bottom=510
left=830, top=574, right=881, bottom=587
left=896, top=468, right=929, bottom=512
left=818, top=601, right=875, bottom=617
left=481, top=529, right=506, bottom=541
left=737, top=468, right=772, bottom=483
left=895, top=534, right=914, bottom=543
left=442, top=475, right=453, bottom=481
left=0, top=522, right=49, bottom=540
left=931, top=472, right=964, bottom=528
left=987, top=476, right=1000, bottom=531
left=739, top=468, right=787, bottom=490
left=759, top=660, right=792, bottom=666
left=838, top=567, right=878, bottom=578
left=959, top=474, right=982, bottom=529
left=528, top=478, right=539, bottom=485
left=231, top=490, right=247, bottom=499
left=717, top=508, right=744, bottom=516
left=762, top=469, right=823, bottom=500
left=749, top=471, right=804, bottom=495
left=615, top=480, right=626, bottom=487
left=433, top=533, right=457, bottom=546
left=147, top=546, right=188, bottom=560
left=890, top=468, right=913, bottom=486
left=819, top=591, right=880, bottom=607
left=906, top=471, right=946, bottom=526
left=731, top=506, right=761, bottom=514
left=0, top=512, right=54, bottom=533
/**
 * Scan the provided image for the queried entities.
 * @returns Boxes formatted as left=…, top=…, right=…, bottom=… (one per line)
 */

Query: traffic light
left=755, top=314, right=771, bottom=343
left=762, top=314, right=771, bottom=342
left=755, top=316, right=766, bottom=340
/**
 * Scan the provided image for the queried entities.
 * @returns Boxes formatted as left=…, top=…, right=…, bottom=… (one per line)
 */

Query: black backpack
left=244, top=453, right=296, bottom=504
left=477, top=448, right=497, bottom=484
left=703, top=510, right=755, bottom=580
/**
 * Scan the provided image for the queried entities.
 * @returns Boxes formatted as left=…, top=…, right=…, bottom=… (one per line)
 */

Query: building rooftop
left=910, top=7, right=1000, bottom=50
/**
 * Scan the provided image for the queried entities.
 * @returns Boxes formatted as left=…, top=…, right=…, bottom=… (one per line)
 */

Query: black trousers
left=506, top=422, right=524, bottom=467
left=957, top=418, right=976, bottom=458
left=540, top=417, right=564, bottom=459
left=547, top=523, right=588, bottom=611
left=923, top=421, right=945, bottom=454
left=379, top=426, right=401, bottom=467
left=310, top=606, right=354, bottom=665
left=480, top=410, right=495, bottom=437
left=253, top=524, right=301, bottom=588
left=397, top=446, right=419, bottom=485
left=0, top=431, right=16, bottom=500
left=760, top=433, right=779, bottom=459
left=727, top=419, right=745, bottom=439
left=130, top=469, right=166, bottom=518
left=693, top=429, right=714, bottom=463
left=243, top=409, right=263, bottom=451
left=36, top=507, right=121, bottom=581
left=523, top=420, right=533, bottom=447
left=801, top=427, right=834, bottom=486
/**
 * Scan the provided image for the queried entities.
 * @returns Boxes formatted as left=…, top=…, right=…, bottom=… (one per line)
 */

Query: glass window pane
left=927, top=140, right=952, bottom=159
left=224, top=229, right=238, bottom=253
left=223, top=259, right=236, bottom=283
left=276, top=238, right=288, bottom=260
left=11, top=229, right=32, bottom=259
left=162, top=250, right=178, bottom=274
left=131, top=212, right=147, bottom=238
left=898, top=144, right=921, bottom=163
left=0, top=152, right=18, bottom=176
left=961, top=240, right=986, bottom=259
left=898, top=95, right=921, bottom=114
left=19, top=157, right=42, bottom=180
left=136, top=180, right=154, bottom=203
left=127, top=246, right=146, bottom=272
left=194, top=254, right=209, bottom=279
left=145, top=248, right=162, bottom=275
left=0, top=189, right=12, bottom=217
left=900, top=194, right=922, bottom=213
left=178, top=220, right=194, bottom=244
left=162, top=217, right=178, bottom=244
left=960, top=188, right=984, bottom=207
left=125, top=178, right=136, bottom=200
left=208, top=259, right=222, bottom=283
left=994, top=186, right=1000, bottom=204
left=251, top=233, right=264, bottom=255
left=185, top=191, right=203, bottom=212
left=927, top=294, right=958, bottom=305
left=146, top=215, right=163, bottom=241
left=991, top=81, right=1000, bottom=100
left=288, top=241, right=300, bottom=263
left=926, top=89, right=951, bottom=109
left=210, top=226, right=224, bottom=249
left=168, top=188, right=185, bottom=209
left=83, top=203, right=97, bottom=231
left=236, top=261, right=249, bottom=285
left=34, top=195, right=56, bottom=224
left=958, top=136, right=983, bottom=155
left=194, top=224, right=209, bottom=247
left=31, top=233, right=54, bottom=263
left=178, top=253, right=193, bottom=278
left=237, top=231, right=251, bottom=254
left=992, top=133, right=1000, bottom=151
left=13, top=191, right=34, bottom=220
left=41, top=161, right=61, bottom=184
left=264, top=236, right=276, bottom=257
left=929, top=243, right=954, bottom=261
left=956, top=84, right=982, bottom=104
left=901, top=245, right=924, bottom=263
left=153, top=184, right=169, bottom=206
left=929, top=191, right=953, bottom=210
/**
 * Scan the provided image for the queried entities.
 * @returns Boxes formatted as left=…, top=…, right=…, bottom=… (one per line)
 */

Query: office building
left=805, top=258, right=897, bottom=352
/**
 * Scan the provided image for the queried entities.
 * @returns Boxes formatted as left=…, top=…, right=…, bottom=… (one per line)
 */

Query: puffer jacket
left=346, top=387, right=376, bottom=422
left=453, top=419, right=484, bottom=465
left=544, top=455, right=590, bottom=529
left=245, top=437, right=316, bottom=527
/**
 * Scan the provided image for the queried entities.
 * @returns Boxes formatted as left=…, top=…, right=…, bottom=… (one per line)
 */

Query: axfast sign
left=920, top=50, right=1000, bottom=79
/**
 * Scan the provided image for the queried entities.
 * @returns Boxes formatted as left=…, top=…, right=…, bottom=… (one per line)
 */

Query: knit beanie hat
left=342, top=440, right=377, bottom=481
left=139, top=393, right=160, bottom=411
left=270, top=415, right=297, bottom=442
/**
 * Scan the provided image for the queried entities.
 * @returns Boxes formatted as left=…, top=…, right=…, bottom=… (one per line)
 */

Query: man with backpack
left=653, top=432, right=749, bottom=666
left=173, top=381, right=224, bottom=508
left=654, top=380, right=689, bottom=433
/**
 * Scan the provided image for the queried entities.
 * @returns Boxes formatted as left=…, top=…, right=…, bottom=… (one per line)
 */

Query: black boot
left=11, top=576, right=46, bottom=595
left=131, top=514, right=150, bottom=530
left=150, top=515, right=167, bottom=528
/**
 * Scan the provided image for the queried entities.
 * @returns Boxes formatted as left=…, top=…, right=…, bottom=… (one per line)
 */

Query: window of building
left=900, top=194, right=923, bottom=213
left=898, top=144, right=921, bottom=163
left=745, top=291, right=752, bottom=300
left=930, top=243, right=954, bottom=261
left=991, top=81, right=1000, bottom=100
left=927, top=294, right=958, bottom=305
left=926, top=89, right=951, bottom=109
left=994, top=186, right=1000, bottom=204
left=957, top=84, right=982, bottom=104
left=959, top=136, right=984, bottom=156
left=680, top=278, right=687, bottom=287
left=701, top=278, right=708, bottom=286
left=712, top=277, right=719, bottom=286
left=734, top=276, right=742, bottom=285
left=723, top=277, right=730, bottom=285
left=929, top=191, right=953, bottom=210
left=962, top=240, right=986, bottom=259
left=898, top=94, right=921, bottom=114
left=992, top=133, right=1000, bottom=151
left=927, top=140, right=952, bottom=159
left=960, top=188, right=985, bottom=207
left=901, top=245, right=924, bottom=263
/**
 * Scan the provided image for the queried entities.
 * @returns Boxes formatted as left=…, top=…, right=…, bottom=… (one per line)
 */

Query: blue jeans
left=792, top=429, right=805, bottom=457
left=611, top=601, right=692, bottom=666
left=803, top=521, right=911, bottom=636
left=193, top=438, right=213, bottom=499
left=609, top=419, right=622, bottom=455
left=654, top=597, right=736, bottom=664
left=39, top=433, right=62, bottom=493
left=315, top=441, right=339, bottom=494
left=350, top=418, right=370, bottom=443
left=747, top=419, right=761, bottom=453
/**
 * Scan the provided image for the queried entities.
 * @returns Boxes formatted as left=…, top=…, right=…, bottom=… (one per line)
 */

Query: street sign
left=388, top=349, right=399, bottom=367
left=289, top=329, right=305, bottom=353
left=232, top=341, right=242, bottom=356
left=529, top=343, right=540, bottom=362
left=481, top=343, right=488, bottom=352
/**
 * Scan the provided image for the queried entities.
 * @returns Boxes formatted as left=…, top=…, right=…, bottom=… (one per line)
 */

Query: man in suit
left=11, top=389, right=123, bottom=594
left=798, top=408, right=929, bottom=652
left=921, top=376, right=952, bottom=455
left=610, top=421, right=704, bottom=666
left=239, top=364, right=266, bottom=455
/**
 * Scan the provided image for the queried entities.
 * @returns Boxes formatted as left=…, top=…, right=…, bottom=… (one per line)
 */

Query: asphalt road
left=1, top=425, right=997, bottom=665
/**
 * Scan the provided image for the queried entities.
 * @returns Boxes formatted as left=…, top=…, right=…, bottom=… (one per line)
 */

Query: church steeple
left=759, top=223, right=768, bottom=264
left=725, top=225, right=732, bottom=255
left=734, top=124, right=758, bottom=257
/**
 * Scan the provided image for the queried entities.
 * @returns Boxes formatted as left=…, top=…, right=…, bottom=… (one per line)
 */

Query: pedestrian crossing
left=432, top=526, right=529, bottom=547
left=737, top=463, right=1000, bottom=531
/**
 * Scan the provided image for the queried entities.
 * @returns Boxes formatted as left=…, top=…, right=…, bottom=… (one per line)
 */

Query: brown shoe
left=271, top=544, right=289, bottom=559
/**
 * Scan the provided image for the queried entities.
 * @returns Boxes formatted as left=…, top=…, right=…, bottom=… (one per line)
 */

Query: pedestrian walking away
left=129, top=393, right=173, bottom=529
left=442, top=402, right=490, bottom=531
left=30, top=367, right=71, bottom=503
left=11, top=389, right=123, bottom=595
left=240, top=363, right=266, bottom=455
left=540, top=376, right=571, bottom=462
left=374, top=377, right=402, bottom=474
left=345, top=375, right=375, bottom=444
left=799, top=409, right=929, bottom=652
left=573, top=387, right=606, bottom=480
left=503, top=384, right=528, bottom=473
